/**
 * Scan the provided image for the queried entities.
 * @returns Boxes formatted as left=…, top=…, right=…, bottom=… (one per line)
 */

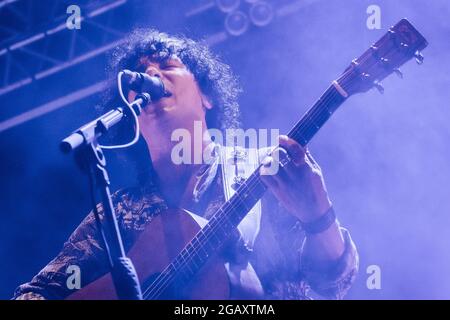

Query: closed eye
left=162, top=63, right=181, bottom=70
left=161, top=58, right=185, bottom=69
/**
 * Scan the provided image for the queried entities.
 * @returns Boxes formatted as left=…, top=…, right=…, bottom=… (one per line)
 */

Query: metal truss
left=0, top=0, right=315, bottom=133
left=0, top=0, right=129, bottom=96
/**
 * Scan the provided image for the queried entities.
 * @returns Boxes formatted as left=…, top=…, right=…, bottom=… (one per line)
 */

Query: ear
left=201, top=93, right=213, bottom=111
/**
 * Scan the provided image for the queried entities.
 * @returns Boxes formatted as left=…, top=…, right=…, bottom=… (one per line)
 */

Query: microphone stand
left=60, top=94, right=150, bottom=300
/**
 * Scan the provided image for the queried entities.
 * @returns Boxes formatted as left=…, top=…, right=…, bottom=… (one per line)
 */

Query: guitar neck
left=142, top=83, right=347, bottom=299
left=287, top=83, right=347, bottom=146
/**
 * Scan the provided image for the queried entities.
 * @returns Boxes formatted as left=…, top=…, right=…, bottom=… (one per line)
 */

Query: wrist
left=299, top=206, right=337, bottom=235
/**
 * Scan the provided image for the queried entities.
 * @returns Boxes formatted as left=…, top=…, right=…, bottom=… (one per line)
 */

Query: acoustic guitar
left=68, top=19, right=428, bottom=299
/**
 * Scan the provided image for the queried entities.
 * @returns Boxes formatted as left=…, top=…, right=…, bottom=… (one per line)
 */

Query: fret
left=199, top=223, right=218, bottom=246
left=289, top=85, right=346, bottom=145
left=179, top=249, right=192, bottom=275
left=164, top=258, right=185, bottom=283
left=228, top=196, right=252, bottom=221
left=168, top=262, right=176, bottom=273
left=223, top=175, right=265, bottom=217
left=177, top=252, right=185, bottom=268
left=213, top=211, right=235, bottom=232
left=243, top=179, right=263, bottom=204
left=311, top=106, right=333, bottom=128
left=180, top=254, right=195, bottom=276
left=293, top=133, right=308, bottom=146
left=202, top=221, right=223, bottom=247
left=192, top=234, right=209, bottom=260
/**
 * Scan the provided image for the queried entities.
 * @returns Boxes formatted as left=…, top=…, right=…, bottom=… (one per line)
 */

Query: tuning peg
left=393, top=68, right=403, bottom=79
left=373, top=81, right=384, bottom=94
left=414, top=51, right=424, bottom=65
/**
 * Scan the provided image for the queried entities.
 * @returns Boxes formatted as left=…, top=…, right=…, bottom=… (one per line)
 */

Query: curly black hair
left=101, top=29, right=242, bottom=188
left=106, top=28, right=242, bottom=131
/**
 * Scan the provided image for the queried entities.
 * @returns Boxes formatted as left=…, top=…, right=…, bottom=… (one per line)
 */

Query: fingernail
left=262, top=156, right=273, bottom=167
left=278, top=135, right=289, bottom=142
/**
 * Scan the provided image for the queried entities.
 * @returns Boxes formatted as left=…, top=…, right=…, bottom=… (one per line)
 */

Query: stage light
left=249, top=1, right=274, bottom=27
left=215, top=0, right=241, bottom=13
left=224, top=10, right=249, bottom=36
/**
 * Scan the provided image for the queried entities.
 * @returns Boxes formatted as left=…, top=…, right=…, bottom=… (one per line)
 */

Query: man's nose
left=145, top=65, right=163, bottom=78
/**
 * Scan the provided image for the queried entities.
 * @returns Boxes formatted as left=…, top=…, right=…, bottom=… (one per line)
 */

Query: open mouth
left=149, top=90, right=171, bottom=104
left=143, top=90, right=173, bottom=114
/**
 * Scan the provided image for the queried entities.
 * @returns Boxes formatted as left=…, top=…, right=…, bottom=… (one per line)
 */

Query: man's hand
left=260, top=135, right=332, bottom=223
left=260, top=135, right=345, bottom=262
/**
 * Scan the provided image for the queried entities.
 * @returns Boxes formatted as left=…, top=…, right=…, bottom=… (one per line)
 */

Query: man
left=14, top=29, right=358, bottom=300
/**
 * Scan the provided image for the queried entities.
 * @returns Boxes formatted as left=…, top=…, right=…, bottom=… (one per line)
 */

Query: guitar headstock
left=338, top=19, right=428, bottom=96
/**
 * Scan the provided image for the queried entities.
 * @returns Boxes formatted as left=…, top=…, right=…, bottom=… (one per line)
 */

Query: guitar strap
left=219, top=145, right=262, bottom=251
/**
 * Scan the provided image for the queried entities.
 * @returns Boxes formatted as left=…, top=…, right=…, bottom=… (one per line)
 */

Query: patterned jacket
left=13, top=145, right=358, bottom=300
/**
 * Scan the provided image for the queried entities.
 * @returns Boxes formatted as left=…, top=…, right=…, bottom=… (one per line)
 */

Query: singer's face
left=128, top=55, right=212, bottom=133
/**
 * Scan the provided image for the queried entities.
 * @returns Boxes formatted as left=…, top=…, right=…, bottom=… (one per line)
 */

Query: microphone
left=121, top=69, right=171, bottom=102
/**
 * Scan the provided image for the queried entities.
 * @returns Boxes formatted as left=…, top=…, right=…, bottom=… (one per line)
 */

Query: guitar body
left=68, top=208, right=230, bottom=300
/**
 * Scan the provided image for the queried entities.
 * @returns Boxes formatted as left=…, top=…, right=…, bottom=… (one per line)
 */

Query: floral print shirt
left=13, top=146, right=358, bottom=300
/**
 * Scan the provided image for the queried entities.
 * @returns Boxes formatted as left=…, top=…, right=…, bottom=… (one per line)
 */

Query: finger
left=260, top=160, right=291, bottom=204
left=260, top=173, right=279, bottom=190
left=260, top=154, right=290, bottom=191
left=260, top=157, right=279, bottom=189
left=279, top=135, right=321, bottom=173
left=276, top=143, right=318, bottom=183
left=278, top=135, right=307, bottom=166
left=303, top=149, right=322, bottom=172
